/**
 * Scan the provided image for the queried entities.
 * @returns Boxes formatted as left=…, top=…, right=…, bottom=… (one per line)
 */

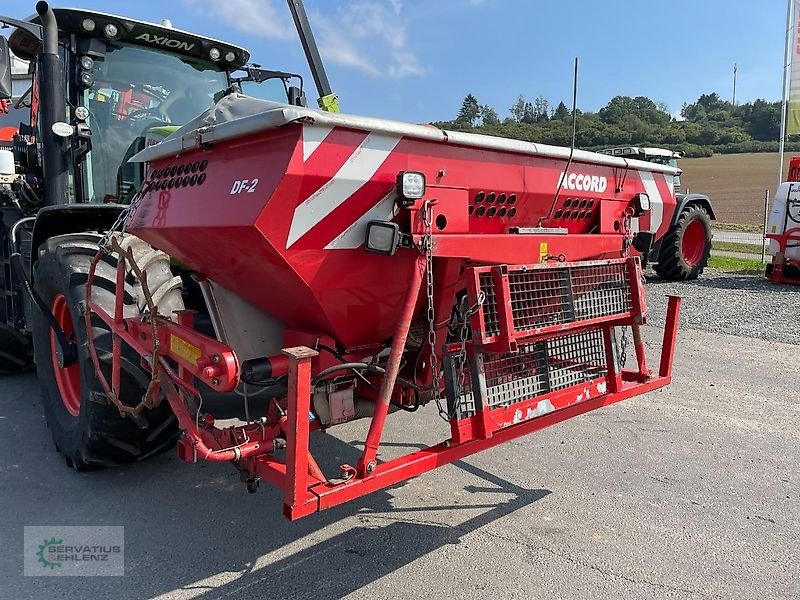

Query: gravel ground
left=645, top=268, right=800, bottom=346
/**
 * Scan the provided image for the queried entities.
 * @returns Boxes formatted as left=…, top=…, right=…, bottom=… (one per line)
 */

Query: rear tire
left=31, top=233, right=184, bottom=469
left=654, top=205, right=712, bottom=281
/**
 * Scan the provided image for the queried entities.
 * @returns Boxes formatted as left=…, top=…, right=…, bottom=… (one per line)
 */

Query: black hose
left=315, top=344, right=380, bottom=392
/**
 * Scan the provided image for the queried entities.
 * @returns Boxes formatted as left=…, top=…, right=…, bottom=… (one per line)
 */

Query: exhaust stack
left=35, top=1, right=68, bottom=206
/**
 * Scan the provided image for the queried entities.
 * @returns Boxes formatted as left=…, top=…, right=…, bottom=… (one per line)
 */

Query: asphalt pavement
left=1, top=305, right=798, bottom=599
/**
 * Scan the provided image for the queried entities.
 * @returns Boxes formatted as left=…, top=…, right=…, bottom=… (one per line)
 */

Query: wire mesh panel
left=446, top=328, right=609, bottom=420
left=569, top=262, right=631, bottom=321
left=508, top=269, right=572, bottom=331
left=472, top=260, right=635, bottom=345
left=479, top=272, right=500, bottom=337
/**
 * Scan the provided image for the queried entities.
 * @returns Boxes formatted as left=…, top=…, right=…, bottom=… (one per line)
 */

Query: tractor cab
left=599, top=146, right=684, bottom=194
left=3, top=7, right=302, bottom=205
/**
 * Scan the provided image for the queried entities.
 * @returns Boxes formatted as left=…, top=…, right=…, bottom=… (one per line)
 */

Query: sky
left=2, top=0, right=789, bottom=123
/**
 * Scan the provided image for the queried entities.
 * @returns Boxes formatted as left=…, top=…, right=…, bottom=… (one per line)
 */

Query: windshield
left=81, top=43, right=228, bottom=203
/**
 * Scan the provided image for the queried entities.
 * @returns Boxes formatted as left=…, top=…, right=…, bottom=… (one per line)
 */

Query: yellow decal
left=170, top=334, right=202, bottom=366
left=771, top=226, right=777, bottom=233
left=539, top=242, right=549, bottom=263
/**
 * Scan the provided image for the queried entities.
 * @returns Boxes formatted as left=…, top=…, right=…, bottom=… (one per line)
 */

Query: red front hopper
left=96, top=97, right=686, bottom=519
left=128, top=97, right=677, bottom=351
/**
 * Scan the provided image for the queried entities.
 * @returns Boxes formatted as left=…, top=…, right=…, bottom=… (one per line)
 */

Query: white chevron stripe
left=324, top=192, right=397, bottom=249
left=639, top=170, right=664, bottom=233
left=302, top=125, right=334, bottom=161
left=287, top=133, right=401, bottom=248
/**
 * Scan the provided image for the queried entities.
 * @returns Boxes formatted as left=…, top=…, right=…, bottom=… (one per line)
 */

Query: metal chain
left=454, top=292, right=484, bottom=419
left=422, top=200, right=485, bottom=422
left=622, top=212, right=634, bottom=257
left=98, top=159, right=178, bottom=252
left=98, top=190, right=144, bottom=252
left=618, top=326, right=628, bottom=369
left=422, top=201, right=448, bottom=420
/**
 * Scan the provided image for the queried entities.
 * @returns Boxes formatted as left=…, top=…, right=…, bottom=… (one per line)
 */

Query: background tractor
left=600, top=146, right=716, bottom=280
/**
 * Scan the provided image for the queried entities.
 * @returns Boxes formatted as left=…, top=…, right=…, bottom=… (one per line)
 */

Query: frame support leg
left=659, top=296, right=681, bottom=378
left=282, top=346, right=318, bottom=519
left=358, top=254, right=426, bottom=477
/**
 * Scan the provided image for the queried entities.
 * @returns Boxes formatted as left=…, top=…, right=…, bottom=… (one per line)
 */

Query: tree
left=552, top=101, right=570, bottom=121
left=742, top=99, right=780, bottom=141
left=480, top=104, right=500, bottom=126
left=521, top=101, right=536, bottom=124
left=599, top=95, right=670, bottom=126
left=510, top=95, right=526, bottom=123
left=456, top=94, right=481, bottom=126
left=533, top=96, right=550, bottom=122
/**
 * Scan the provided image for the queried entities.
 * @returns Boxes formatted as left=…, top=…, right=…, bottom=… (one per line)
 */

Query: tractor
left=0, top=2, right=681, bottom=520
left=599, top=146, right=716, bottom=280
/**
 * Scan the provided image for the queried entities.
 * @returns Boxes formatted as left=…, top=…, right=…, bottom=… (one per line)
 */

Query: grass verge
left=713, top=222, right=763, bottom=233
left=707, top=255, right=766, bottom=274
left=712, top=240, right=765, bottom=254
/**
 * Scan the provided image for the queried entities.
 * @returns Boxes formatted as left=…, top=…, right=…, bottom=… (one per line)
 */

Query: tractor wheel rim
left=50, top=294, right=81, bottom=416
left=682, top=219, right=706, bottom=267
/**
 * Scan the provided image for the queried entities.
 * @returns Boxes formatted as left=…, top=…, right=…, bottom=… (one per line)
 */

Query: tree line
left=436, top=92, right=799, bottom=157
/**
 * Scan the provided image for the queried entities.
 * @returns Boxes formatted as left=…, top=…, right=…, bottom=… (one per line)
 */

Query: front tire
left=31, top=233, right=184, bottom=469
left=655, top=205, right=712, bottom=281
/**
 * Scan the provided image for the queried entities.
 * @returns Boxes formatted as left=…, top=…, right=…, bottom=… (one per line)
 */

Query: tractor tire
left=0, top=324, right=34, bottom=374
left=31, top=233, right=184, bottom=469
left=654, top=205, right=712, bottom=281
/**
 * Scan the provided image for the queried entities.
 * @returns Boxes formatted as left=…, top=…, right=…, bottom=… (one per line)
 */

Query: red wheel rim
left=50, top=294, right=81, bottom=416
left=681, top=218, right=707, bottom=266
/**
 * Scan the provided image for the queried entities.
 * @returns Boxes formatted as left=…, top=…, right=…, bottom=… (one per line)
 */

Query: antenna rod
left=570, top=57, right=578, bottom=150
left=541, top=57, right=579, bottom=226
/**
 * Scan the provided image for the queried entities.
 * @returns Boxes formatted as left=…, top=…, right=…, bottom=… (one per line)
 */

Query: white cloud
left=183, top=0, right=294, bottom=41
left=183, top=0, right=426, bottom=79
left=313, top=2, right=426, bottom=79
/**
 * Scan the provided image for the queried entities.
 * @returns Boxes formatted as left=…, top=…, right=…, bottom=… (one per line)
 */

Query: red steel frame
left=766, top=228, right=800, bottom=285
left=84, top=231, right=681, bottom=521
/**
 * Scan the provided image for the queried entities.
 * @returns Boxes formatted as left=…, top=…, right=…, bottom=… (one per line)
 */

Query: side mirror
left=288, top=86, right=306, bottom=107
left=0, top=37, right=12, bottom=100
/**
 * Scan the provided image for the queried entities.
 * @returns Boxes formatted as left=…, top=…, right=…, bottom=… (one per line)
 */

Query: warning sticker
left=539, top=242, right=548, bottom=263
left=170, top=334, right=202, bottom=366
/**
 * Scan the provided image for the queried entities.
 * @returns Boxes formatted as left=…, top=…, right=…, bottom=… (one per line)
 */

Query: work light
left=397, top=171, right=425, bottom=201
left=632, top=193, right=651, bottom=217
left=365, top=221, right=401, bottom=256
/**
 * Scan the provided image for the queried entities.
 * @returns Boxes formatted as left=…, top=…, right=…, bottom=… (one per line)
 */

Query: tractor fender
left=30, top=204, right=126, bottom=271
left=673, top=193, right=716, bottom=225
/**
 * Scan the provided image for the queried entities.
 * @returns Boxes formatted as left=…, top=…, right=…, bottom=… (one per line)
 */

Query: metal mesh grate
left=569, top=263, right=631, bottom=321
left=479, top=272, right=500, bottom=336
left=478, top=262, right=632, bottom=338
left=446, top=328, right=609, bottom=419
